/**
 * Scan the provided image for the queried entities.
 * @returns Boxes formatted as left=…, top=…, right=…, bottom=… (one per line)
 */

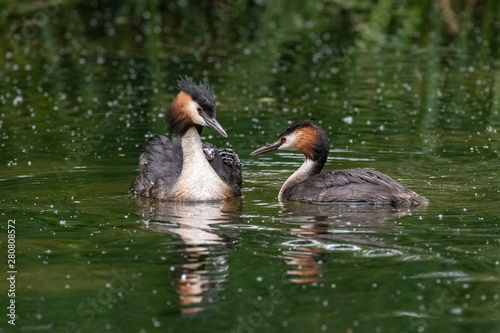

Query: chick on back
left=131, top=77, right=242, bottom=201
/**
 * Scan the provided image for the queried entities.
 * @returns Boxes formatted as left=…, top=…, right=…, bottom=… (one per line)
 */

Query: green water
left=1, top=1, right=500, bottom=332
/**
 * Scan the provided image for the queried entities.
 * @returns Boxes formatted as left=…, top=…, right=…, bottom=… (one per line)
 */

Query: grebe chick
left=131, top=77, right=242, bottom=201
left=250, top=120, right=427, bottom=206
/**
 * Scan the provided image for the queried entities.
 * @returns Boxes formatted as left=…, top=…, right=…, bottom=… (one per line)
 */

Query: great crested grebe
left=131, top=77, right=242, bottom=201
left=250, top=120, right=427, bottom=206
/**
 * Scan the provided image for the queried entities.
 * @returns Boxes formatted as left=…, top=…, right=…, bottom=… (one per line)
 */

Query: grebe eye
left=197, top=107, right=202, bottom=112
left=282, top=137, right=287, bottom=142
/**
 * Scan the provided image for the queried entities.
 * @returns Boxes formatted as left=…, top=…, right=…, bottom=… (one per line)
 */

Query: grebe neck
left=278, top=158, right=322, bottom=201
left=173, top=127, right=231, bottom=200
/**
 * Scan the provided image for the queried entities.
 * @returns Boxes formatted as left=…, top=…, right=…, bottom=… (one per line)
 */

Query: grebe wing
left=130, top=135, right=182, bottom=199
left=285, top=169, right=426, bottom=206
left=204, top=144, right=242, bottom=196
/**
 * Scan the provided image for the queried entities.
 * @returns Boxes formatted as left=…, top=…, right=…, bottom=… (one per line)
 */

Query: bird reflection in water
left=135, top=198, right=242, bottom=314
left=278, top=202, right=427, bottom=284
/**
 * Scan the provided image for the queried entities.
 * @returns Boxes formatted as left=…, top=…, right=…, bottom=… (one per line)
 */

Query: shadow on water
left=133, top=198, right=242, bottom=315
left=277, top=201, right=428, bottom=284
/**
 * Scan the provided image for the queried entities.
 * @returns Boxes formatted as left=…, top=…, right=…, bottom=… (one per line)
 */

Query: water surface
left=1, top=2, right=500, bottom=333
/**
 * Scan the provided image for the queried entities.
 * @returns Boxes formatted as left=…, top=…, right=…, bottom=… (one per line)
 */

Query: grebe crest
left=167, top=76, right=226, bottom=137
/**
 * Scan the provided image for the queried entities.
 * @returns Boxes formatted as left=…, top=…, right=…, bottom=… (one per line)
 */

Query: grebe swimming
left=131, top=77, right=242, bottom=201
left=250, top=120, right=427, bottom=206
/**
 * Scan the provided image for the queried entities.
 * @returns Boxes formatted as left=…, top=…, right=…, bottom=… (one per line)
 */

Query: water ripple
left=409, top=271, right=469, bottom=279
left=362, top=248, right=403, bottom=257
left=323, top=243, right=362, bottom=251
left=282, top=239, right=323, bottom=248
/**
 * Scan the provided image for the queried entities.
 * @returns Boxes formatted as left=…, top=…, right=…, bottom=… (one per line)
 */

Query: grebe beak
left=249, top=140, right=283, bottom=155
left=204, top=117, right=228, bottom=138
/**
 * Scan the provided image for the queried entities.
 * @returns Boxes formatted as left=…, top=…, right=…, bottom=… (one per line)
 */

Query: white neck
left=278, top=159, right=317, bottom=201
left=173, top=127, right=231, bottom=201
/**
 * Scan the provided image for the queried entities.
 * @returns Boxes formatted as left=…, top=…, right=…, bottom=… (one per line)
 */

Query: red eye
left=197, top=107, right=202, bottom=112
left=282, top=137, right=287, bottom=142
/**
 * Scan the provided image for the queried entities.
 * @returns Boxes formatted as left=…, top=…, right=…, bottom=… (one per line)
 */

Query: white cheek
left=188, top=101, right=207, bottom=126
left=278, top=134, right=296, bottom=150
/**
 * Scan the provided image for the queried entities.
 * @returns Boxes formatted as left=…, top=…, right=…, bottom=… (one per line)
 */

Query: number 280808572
left=7, top=219, right=15, bottom=269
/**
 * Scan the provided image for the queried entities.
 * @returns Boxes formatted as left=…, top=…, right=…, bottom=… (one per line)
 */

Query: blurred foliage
left=1, top=0, right=499, bottom=56
left=1, top=0, right=500, bottom=164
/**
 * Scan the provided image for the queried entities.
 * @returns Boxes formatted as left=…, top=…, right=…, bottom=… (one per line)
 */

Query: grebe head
left=250, top=119, right=329, bottom=163
left=202, top=143, right=216, bottom=161
left=167, top=76, right=227, bottom=137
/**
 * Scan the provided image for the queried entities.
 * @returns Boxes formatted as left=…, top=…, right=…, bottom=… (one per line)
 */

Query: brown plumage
left=168, top=92, right=194, bottom=134
left=293, top=125, right=318, bottom=160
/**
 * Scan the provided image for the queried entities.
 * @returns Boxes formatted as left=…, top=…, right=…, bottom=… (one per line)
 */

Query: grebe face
left=188, top=100, right=228, bottom=137
left=250, top=126, right=315, bottom=156
left=276, top=134, right=297, bottom=151
left=249, top=135, right=294, bottom=155
left=187, top=100, right=208, bottom=126
left=250, top=120, right=321, bottom=160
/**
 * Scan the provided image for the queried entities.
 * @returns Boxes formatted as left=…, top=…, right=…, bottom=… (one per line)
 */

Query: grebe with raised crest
left=131, top=77, right=242, bottom=201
